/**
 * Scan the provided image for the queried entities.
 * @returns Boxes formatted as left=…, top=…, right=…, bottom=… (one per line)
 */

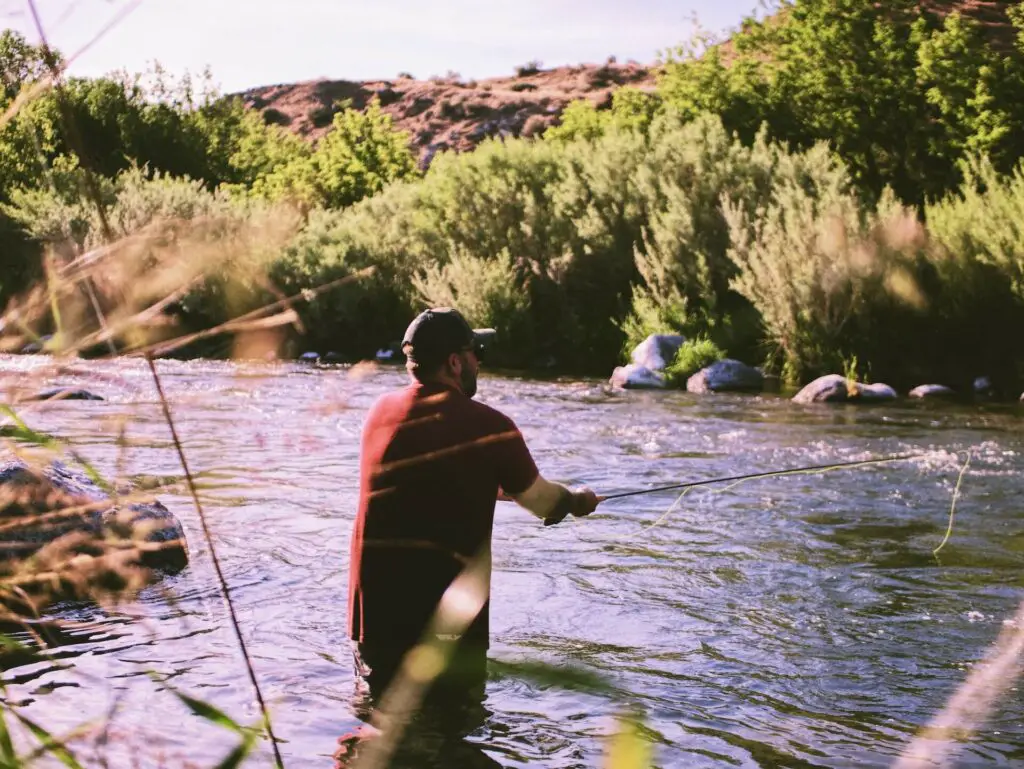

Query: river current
left=1, top=355, right=1021, bottom=768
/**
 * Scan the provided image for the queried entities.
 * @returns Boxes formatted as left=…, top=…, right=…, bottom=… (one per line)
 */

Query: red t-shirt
left=347, top=381, right=539, bottom=650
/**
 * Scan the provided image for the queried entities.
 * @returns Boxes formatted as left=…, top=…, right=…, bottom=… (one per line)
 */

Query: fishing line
left=577, top=450, right=970, bottom=551
left=933, top=450, right=971, bottom=557
left=601, top=452, right=928, bottom=502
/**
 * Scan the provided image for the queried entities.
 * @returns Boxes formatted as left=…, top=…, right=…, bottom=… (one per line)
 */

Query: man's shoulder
left=366, top=386, right=415, bottom=420
left=460, top=397, right=518, bottom=431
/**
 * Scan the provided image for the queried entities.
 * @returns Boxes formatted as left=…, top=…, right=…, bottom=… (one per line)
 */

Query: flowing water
left=1, top=355, right=1022, bottom=768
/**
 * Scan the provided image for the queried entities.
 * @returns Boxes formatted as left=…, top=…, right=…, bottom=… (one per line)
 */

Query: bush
left=514, top=60, right=542, bottom=77
left=664, top=336, right=726, bottom=387
left=412, top=248, right=534, bottom=367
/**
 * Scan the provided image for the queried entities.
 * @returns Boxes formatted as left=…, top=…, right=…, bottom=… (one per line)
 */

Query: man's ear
left=446, top=351, right=462, bottom=374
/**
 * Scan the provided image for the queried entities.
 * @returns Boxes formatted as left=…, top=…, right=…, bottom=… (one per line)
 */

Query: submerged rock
left=610, top=364, right=666, bottom=390
left=792, top=375, right=849, bottom=404
left=630, top=334, right=685, bottom=372
left=686, top=359, right=764, bottom=394
left=299, top=351, right=320, bottom=362
left=909, top=384, right=956, bottom=399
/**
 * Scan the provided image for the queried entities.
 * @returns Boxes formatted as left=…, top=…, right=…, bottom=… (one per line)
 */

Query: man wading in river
left=347, top=307, right=601, bottom=712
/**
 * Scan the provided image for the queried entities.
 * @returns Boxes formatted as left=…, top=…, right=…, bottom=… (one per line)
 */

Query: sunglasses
left=461, top=342, right=486, bottom=363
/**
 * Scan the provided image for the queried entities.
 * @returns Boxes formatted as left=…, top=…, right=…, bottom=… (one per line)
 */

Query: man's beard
left=461, top=367, right=478, bottom=398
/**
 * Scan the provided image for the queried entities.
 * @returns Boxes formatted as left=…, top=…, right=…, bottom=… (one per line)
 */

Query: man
left=347, top=307, right=601, bottom=701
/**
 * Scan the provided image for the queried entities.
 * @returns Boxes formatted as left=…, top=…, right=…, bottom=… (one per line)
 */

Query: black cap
left=402, top=307, right=495, bottom=365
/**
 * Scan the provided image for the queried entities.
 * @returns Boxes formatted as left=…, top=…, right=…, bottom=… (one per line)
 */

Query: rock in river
left=792, top=375, right=850, bottom=404
left=909, top=384, right=956, bottom=399
left=610, top=363, right=666, bottom=390
left=686, top=359, right=764, bottom=394
left=630, top=334, right=685, bottom=372
left=609, top=334, right=684, bottom=390
left=0, top=461, right=188, bottom=612
left=793, top=375, right=897, bottom=404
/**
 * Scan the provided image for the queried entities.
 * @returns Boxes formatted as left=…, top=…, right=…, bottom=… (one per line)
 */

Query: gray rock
left=27, top=388, right=104, bottom=402
left=610, top=364, right=666, bottom=390
left=974, top=376, right=993, bottom=396
left=630, top=334, right=685, bottom=372
left=909, top=384, right=956, bottom=399
left=0, top=461, right=188, bottom=572
left=299, top=352, right=320, bottom=362
left=794, top=375, right=898, bottom=404
left=792, top=375, right=849, bottom=404
left=852, top=382, right=898, bottom=401
left=686, top=359, right=764, bottom=394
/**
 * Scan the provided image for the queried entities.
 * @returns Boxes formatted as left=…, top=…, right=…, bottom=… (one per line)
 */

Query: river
left=1, top=355, right=1022, bottom=768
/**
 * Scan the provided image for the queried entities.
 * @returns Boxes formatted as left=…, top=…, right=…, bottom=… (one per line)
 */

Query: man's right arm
left=510, top=475, right=600, bottom=524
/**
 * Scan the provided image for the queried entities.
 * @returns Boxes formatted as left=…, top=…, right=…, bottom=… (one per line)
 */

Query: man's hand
left=569, top=487, right=601, bottom=518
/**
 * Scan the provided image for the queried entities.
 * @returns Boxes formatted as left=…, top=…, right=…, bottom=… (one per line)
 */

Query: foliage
left=922, top=155, right=1024, bottom=387
left=544, top=88, right=661, bottom=143
left=412, top=248, right=536, bottom=364
left=618, top=285, right=687, bottom=361
left=254, top=99, right=417, bottom=208
left=664, top=335, right=727, bottom=387
left=658, top=1, right=1024, bottom=205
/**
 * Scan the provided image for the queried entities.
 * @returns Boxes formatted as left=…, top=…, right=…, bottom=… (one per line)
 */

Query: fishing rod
left=544, top=452, right=928, bottom=526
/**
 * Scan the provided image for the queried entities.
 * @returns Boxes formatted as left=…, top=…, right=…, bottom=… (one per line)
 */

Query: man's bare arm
left=509, top=475, right=600, bottom=523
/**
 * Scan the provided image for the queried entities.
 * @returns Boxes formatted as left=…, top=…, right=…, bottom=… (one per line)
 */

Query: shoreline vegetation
left=1, top=1, right=1024, bottom=401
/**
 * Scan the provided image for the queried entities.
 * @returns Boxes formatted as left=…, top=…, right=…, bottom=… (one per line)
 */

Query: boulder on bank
left=909, top=384, right=956, bottom=399
left=631, top=334, right=685, bottom=371
left=375, top=341, right=404, bottom=363
left=686, top=359, right=764, bottom=394
left=609, top=334, right=683, bottom=389
left=610, top=364, right=666, bottom=390
left=793, top=375, right=898, bottom=404
left=0, top=461, right=188, bottom=613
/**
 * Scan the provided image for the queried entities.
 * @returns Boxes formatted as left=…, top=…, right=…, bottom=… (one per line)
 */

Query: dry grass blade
left=893, top=598, right=1024, bottom=769
left=348, top=551, right=491, bottom=769
left=121, top=266, right=376, bottom=359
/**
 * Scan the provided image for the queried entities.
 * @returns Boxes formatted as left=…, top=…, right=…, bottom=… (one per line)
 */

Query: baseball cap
left=402, top=307, right=496, bottom=365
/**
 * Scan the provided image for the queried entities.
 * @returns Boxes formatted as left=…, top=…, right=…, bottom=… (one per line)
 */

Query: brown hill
left=239, top=60, right=657, bottom=168
left=238, top=2, right=1017, bottom=168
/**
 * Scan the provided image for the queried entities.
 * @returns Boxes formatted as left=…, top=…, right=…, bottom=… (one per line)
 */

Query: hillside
left=236, top=2, right=1017, bottom=171
left=239, top=60, right=657, bottom=168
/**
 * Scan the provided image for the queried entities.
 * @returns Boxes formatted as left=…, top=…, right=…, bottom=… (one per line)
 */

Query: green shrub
left=412, top=248, right=535, bottom=367
left=664, top=336, right=726, bottom=387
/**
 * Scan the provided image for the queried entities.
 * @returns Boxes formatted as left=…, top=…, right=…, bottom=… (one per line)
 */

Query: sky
left=2, top=0, right=761, bottom=93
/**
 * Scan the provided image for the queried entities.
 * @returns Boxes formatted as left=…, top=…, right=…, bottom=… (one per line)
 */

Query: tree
left=256, top=99, right=416, bottom=208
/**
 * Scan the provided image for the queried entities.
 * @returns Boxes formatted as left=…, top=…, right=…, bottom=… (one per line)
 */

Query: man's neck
left=414, top=375, right=463, bottom=395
